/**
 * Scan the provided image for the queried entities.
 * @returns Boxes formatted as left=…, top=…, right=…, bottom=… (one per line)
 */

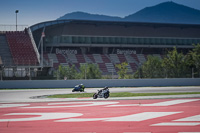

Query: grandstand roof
left=30, top=19, right=200, bottom=49
left=30, top=19, right=200, bottom=32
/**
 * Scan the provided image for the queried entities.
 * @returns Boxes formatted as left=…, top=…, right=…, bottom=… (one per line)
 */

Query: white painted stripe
left=56, top=112, right=180, bottom=122
left=73, top=132, right=96, bottom=133
left=107, top=99, right=200, bottom=107
left=123, top=132, right=151, bottom=133
left=23, top=102, right=119, bottom=108
left=0, top=104, right=29, bottom=108
left=106, top=112, right=180, bottom=121
left=142, top=99, right=199, bottom=106
left=0, top=113, right=82, bottom=122
left=107, top=104, right=140, bottom=107
left=179, top=132, right=200, bottom=133
left=123, top=132, right=152, bottom=133
left=72, top=132, right=96, bottom=133
left=152, top=122, right=200, bottom=126
left=57, top=118, right=106, bottom=122
left=175, top=115, right=200, bottom=122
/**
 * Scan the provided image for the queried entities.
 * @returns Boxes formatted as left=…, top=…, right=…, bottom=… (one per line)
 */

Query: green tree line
left=134, top=44, right=200, bottom=78
left=55, top=63, right=102, bottom=80
left=55, top=44, right=200, bottom=79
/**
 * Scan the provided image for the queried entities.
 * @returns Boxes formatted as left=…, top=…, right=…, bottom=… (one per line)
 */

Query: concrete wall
left=0, top=78, right=200, bottom=89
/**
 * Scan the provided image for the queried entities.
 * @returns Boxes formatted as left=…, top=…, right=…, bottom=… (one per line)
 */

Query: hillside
left=57, top=2, right=200, bottom=24
left=57, top=11, right=122, bottom=21
left=124, top=1, right=200, bottom=24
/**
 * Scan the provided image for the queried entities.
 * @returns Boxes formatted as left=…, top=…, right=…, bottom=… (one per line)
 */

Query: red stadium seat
left=6, top=30, right=39, bottom=66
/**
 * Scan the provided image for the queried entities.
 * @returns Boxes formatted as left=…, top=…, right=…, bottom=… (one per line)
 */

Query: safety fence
left=0, top=78, right=199, bottom=89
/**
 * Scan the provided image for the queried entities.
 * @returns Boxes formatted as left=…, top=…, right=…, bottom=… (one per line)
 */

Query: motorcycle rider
left=93, top=86, right=109, bottom=99
left=98, top=86, right=108, bottom=94
left=79, top=84, right=85, bottom=91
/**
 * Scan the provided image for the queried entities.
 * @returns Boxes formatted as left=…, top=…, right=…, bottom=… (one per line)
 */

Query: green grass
left=0, top=88, right=72, bottom=90
left=47, top=92, right=200, bottom=98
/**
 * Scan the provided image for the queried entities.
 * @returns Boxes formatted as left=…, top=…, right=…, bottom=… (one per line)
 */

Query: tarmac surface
left=0, top=86, right=200, bottom=133
left=0, top=86, right=200, bottom=103
left=0, top=98, right=200, bottom=133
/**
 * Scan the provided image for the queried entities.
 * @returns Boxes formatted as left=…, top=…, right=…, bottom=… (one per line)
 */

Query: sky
left=1, top=0, right=200, bottom=27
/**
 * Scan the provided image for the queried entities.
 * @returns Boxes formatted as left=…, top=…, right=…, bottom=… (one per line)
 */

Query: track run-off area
left=0, top=98, right=200, bottom=133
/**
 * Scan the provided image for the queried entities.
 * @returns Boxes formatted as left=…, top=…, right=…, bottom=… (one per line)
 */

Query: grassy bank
left=47, top=92, right=200, bottom=98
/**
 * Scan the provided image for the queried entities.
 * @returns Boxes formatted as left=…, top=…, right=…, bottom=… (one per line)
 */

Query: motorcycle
left=93, top=88, right=110, bottom=99
left=72, top=84, right=85, bottom=92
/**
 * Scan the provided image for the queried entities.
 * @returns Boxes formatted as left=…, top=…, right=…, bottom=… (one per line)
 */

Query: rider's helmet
left=79, top=84, right=83, bottom=87
left=104, top=86, right=108, bottom=89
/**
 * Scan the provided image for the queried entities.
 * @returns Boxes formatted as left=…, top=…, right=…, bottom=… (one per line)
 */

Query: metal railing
left=0, top=24, right=28, bottom=31
left=27, top=28, right=40, bottom=64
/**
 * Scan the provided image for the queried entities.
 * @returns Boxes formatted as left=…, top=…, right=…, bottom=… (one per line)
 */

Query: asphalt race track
left=0, top=86, right=200, bottom=133
left=0, top=86, right=200, bottom=103
left=0, top=99, right=200, bottom=133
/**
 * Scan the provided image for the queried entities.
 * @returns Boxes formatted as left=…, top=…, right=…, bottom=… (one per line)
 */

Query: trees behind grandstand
left=55, top=63, right=102, bottom=80
left=55, top=65, right=77, bottom=80
left=141, top=55, right=163, bottom=78
left=78, top=63, right=101, bottom=79
left=115, top=62, right=129, bottom=79
left=162, top=47, right=188, bottom=78
left=55, top=45, right=200, bottom=79
left=134, top=44, right=200, bottom=78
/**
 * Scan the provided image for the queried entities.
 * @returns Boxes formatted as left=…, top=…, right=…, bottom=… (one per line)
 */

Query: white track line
left=179, top=132, right=200, bottom=133
left=152, top=122, right=200, bottom=126
left=0, top=104, right=30, bottom=108
left=175, top=115, right=200, bottom=122
left=123, top=132, right=152, bottom=133
left=105, top=112, right=180, bottom=121
left=107, top=99, right=200, bottom=107
left=57, top=112, right=180, bottom=122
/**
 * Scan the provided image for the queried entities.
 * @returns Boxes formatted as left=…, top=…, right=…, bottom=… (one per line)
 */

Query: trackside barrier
left=0, top=78, right=200, bottom=89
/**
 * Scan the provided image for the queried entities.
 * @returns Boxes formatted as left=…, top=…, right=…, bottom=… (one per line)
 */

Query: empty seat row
left=5, top=31, right=39, bottom=66
left=44, top=53, right=163, bottom=73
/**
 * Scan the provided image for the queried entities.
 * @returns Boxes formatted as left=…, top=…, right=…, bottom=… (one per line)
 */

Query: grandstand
left=1, top=19, right=200, bottom=79
left=0, top=28, right=41, bottom=79
left=30, top=20, right=200, bottom=76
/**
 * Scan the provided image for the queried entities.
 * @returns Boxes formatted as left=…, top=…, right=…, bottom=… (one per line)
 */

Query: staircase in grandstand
left=0, top=34, right=14, bottom=66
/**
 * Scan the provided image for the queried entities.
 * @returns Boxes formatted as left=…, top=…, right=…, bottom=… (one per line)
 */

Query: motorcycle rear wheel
left=104, top=93, right=109, bottom=99
left=93, top=93, right=98, bottom=99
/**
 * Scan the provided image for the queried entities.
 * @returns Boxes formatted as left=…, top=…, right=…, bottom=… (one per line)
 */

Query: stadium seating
left=48, top=53, right=58, bottom=63
left=109, top=54, right=120, bottom=63
left=93, top=54, right=103, bottom=63
left=98, top=63, right=108, bottom=73
left=41, top=47, right=165, bottom=74
left=66, top=54, right=78, bottom=63
left=117, top=54, right=127, bottom=63
left=136, top=54, right=147, bottom=64
left=76, top=54, right=86, bottom=63
left=5, top=30, right=39, bottom=66
left=101, top=54, right=111, bottom=63
left=105, top=63, right=116, bottom=73
left=56, top=54, right=67, bottom=63
left=85, top=54, right=95, bottom=63
left=41, top=53, right=162, bottom=74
